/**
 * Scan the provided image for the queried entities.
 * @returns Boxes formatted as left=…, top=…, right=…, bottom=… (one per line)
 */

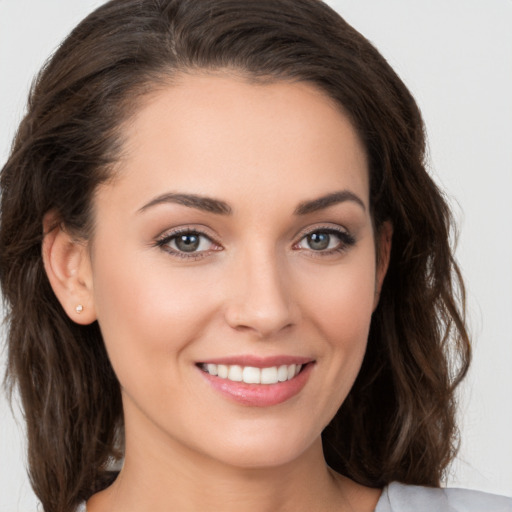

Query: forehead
left=104, top=73, right=369, bottom=213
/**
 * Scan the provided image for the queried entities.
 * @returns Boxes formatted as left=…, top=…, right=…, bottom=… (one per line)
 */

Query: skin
left=43, top=73, right=391, bottom=512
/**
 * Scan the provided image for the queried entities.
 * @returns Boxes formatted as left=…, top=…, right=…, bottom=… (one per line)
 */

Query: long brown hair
left=0, top=1, right=470, bottom=511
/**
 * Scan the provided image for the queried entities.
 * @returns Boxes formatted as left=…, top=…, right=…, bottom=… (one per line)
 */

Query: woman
left=0, top=1, right=510, bottom=511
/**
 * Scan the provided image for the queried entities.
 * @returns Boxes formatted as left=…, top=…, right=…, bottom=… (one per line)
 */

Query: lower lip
left=198, top=363, right=314, bottom=407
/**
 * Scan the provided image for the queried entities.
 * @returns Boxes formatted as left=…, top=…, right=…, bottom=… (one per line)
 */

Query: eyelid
left=294, top=223, right=352, bottom=241
left=155, top=224, right=216, bottom=240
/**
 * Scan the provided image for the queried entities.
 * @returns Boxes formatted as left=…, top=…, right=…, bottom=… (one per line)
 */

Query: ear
left=373, top=220, right=393, bottom=311
left=42, top=212, right=97, bottom=325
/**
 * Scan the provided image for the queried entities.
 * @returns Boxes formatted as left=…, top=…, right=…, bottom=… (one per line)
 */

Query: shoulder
left=375, top=482, right=512, bottom=512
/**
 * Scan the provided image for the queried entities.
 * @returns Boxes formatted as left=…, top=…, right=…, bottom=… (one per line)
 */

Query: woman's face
left=86, top=74, right=389, bottom=470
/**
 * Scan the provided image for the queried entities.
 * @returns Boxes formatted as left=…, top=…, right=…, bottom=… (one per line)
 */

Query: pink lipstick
left=197, top=356, right=314, bottom=407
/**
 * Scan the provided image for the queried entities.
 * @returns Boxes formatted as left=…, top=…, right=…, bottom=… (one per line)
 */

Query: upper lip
left=197, top=355, right=314, bottom=368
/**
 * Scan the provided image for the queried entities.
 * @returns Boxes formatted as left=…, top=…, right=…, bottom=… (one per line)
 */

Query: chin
left=197, top=423, right=321, bottom=470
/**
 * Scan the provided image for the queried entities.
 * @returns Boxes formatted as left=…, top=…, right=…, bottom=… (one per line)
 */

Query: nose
left=223, top=246, right=299, bottom=338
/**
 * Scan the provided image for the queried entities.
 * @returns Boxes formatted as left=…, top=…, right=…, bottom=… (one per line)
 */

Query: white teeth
left=228, top=365, right=243, bottom=382
left=242, top=366, right=260, bottom=384
left=206, top=363, right=218, bottom=376
left=202, top=363, right=304, bottom=384
left=217, top=364, right=228, bottom=379
left=277, top=365, right=288, bottom=382
left=261, top=366, right=278, bottom=384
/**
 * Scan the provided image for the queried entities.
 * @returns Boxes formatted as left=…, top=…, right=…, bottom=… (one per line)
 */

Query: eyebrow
left=294, top=190, right=366, bottom=215
left=138, top=189, right=365, bottom=216
left=138, top=192, right=232, bottom=215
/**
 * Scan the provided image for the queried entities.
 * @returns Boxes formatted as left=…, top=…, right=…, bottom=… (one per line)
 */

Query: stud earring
left=75, top=304, right=84, bottom=314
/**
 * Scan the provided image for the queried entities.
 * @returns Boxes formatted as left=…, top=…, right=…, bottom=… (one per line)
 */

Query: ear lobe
left=42, top=213, right=96, bottom=325
left=373, top=220, right=393, bottom=311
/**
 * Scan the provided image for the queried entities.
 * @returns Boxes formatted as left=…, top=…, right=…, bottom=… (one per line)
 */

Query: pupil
left=308, top=232, right=330, bottom=250
left=176, top=234, right=200, bottom=252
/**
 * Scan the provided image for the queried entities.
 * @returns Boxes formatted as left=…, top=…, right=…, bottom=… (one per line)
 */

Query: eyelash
left=155, top=226, right=356, bottom=260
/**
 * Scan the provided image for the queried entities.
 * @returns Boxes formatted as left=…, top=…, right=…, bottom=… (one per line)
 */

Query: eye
left=296, top=228, right=355, bottom=253
left=156, top=229, right=220, bottom=258
left=171, top=232, right=209, bottom=252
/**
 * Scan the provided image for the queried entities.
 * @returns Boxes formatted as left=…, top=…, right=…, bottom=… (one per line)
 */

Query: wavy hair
left=0, top=1, right=470, bottom=511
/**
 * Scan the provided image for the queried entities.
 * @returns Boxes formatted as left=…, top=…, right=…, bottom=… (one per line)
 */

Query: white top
left=375, top=482, right=512, bottom=512
left=76, top=482, right=512, bottom=511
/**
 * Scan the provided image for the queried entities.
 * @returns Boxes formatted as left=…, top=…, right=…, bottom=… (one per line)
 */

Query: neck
left=88, top=440, right=360, bottom=512
left=87, top=403, right=381, bottom=512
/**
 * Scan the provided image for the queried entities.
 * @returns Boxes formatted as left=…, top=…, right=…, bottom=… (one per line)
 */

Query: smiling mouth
left=198, top=363, right=307, bottom=385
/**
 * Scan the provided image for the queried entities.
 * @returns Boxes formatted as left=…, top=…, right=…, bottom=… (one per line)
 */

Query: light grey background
left=1, top=1, right=511, bottom=510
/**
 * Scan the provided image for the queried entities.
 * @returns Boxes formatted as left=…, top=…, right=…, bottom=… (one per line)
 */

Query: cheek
left=90, top=250, right=218, bottom=389
left=300, top=252, right=377, bottom=344
left=297, top=247, right=377, bottom=391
